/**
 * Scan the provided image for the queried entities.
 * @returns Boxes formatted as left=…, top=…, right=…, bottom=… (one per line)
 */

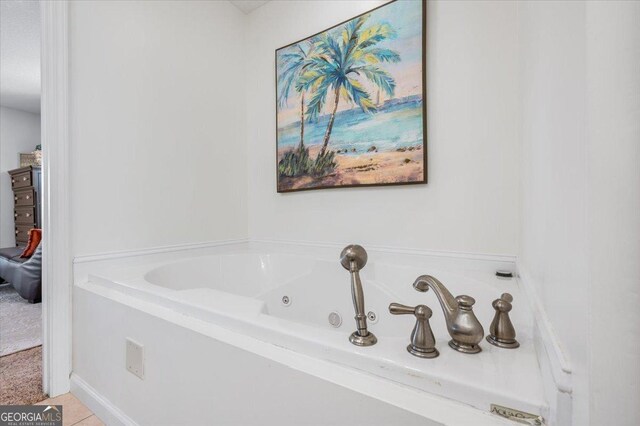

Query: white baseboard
left=70, top=374, right=138, bottom=426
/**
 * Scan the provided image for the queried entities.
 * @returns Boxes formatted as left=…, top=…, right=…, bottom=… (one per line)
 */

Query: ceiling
left=0, top=0, right=41, bottom=114
left=229, top=0, right=270, bottom=14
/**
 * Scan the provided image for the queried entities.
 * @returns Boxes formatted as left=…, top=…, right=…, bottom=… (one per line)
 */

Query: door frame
left=41, top=0, right=71, bottom=396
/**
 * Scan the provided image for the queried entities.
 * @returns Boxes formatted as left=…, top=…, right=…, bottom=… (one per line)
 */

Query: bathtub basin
left=75, top=241, right=548, bottom=424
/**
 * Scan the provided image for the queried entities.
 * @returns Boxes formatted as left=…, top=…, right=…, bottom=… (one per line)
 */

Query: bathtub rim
left=73, top=240, right=552, bottom=423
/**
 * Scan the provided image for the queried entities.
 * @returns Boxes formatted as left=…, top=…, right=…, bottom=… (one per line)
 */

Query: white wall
left=519, top=1, right=640, bottom=425
left=66, top=1, right=640, bottom=424
left=246, top=0, right=520, bottom=256
left=69, top=0, right=248, bottom=256
left=0, top=106, right=40, bottom=247
left=518, top=2, right=590, bottom=424
left=585, top=2, right=640, bottom=424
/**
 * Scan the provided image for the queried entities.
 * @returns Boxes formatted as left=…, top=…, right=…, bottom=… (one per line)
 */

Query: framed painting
left=276, top=0, right=426, bottom=193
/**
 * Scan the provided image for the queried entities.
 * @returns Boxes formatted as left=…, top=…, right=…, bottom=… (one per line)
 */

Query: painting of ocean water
left=276, top=0, right=425, bottom=192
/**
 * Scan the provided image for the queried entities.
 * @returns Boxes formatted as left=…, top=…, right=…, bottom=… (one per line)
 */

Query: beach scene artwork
left=276, top=0, right=425, bottom=192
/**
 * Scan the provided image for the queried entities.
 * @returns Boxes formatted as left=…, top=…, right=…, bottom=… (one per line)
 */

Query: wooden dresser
left=8, top=166, right=42, bottom=246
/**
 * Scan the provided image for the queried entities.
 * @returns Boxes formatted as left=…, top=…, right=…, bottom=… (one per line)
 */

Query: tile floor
left=35, top=393, right=103, bottom=426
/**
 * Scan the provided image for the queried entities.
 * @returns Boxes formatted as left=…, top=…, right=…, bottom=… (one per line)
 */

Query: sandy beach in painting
left=278, top=144, right=424, bottom=191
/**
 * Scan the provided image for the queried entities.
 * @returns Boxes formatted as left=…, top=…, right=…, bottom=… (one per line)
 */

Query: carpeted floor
left=0, top=345, right=47, bottom=405
left=0, top=284, right=42, bottom=356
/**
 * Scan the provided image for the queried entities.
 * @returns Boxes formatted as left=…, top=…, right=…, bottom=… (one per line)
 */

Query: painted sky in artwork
left=277, top=0, right=423, bottom=127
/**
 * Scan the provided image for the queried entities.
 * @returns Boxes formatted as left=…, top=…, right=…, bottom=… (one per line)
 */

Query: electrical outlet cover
left=126, top=338, right=144, bottom=379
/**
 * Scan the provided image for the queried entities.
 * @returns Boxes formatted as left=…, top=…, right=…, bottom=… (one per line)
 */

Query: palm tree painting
left=276, top=0, right=425, bottom=192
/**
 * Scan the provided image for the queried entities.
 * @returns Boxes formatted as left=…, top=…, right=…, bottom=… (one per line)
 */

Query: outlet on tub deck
left=126, top=338, right=144, bottom=379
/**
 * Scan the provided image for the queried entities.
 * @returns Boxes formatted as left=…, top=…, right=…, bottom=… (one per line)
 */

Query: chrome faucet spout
left=413, top=275, right=457, bottom=322
left=412, top=274, right=484, bottom=354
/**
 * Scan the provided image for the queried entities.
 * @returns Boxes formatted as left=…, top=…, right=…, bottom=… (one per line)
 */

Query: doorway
left=0, top=0, right=71, bottom=403
left=0, top=0, right=46, bottom=405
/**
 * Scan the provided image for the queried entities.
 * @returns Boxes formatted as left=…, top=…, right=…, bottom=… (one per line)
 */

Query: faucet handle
left=389, top=303, right=418, bottom=315
left=496, top=292, right=513, bottom=308
left=389, top=303, right=439, bottom=358
left=486, top=293, right=520, bottom=349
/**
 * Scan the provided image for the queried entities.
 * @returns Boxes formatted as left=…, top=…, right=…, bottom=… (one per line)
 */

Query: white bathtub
left=72, top=241, right=549, bottom=425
